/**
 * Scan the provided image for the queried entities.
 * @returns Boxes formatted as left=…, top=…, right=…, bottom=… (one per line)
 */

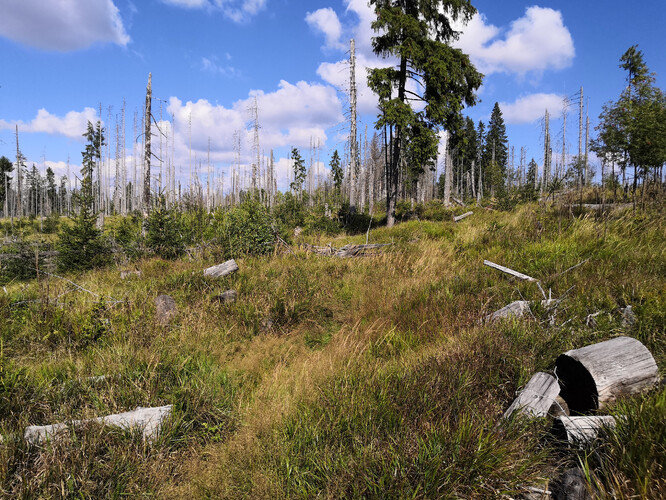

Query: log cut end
left=556, top=336, right=659, bottom=413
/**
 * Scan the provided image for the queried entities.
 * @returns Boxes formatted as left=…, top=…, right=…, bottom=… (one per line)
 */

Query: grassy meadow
left=0, top=201, right=664, bottom=498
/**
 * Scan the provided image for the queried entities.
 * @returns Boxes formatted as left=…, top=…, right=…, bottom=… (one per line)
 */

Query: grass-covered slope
left=1, top=203, right=664, bottom=498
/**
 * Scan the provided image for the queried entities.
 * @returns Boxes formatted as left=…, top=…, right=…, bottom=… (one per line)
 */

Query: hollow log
left=503, top=372, right=561, bottom=419
left=204, top=259, right=239, bottom=278
left=555, top=336, right=659, bottom=413
left=453, top=211, right=473, bottom=222
left=552, top=416, right=616, bottom=445
left=24, top=405, right=173, bottom=445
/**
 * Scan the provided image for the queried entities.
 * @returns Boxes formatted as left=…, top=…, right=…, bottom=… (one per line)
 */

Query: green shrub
left=214, top=199, right=275, bottom=258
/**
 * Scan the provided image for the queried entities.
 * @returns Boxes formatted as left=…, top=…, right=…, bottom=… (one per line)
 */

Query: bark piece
left=204, top=259, right=239, bottom=278
left=155, top=294, right=177, bottom=325
left=621, top=305, right=636, bottom=328
left=552, top=416, right=616, bottom=446
left=555, top=336, right=659, bottom=413
left=214, top=290, right=237, bottom=304
left=550, top=468, right=592, bottom=500
left=24, top=405, right=173, bottom=445
left=484, top=260, right=537, bottom=282
left=503, top=372, right=560, bottom=419
left=453, top=211, right=473, bottom=222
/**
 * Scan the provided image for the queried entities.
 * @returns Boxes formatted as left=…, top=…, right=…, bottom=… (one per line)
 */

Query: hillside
left=1, top=202, right=664, bottom=498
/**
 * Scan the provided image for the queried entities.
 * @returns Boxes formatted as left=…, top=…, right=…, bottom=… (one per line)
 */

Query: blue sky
left=1, top=0, right=664, bottom=190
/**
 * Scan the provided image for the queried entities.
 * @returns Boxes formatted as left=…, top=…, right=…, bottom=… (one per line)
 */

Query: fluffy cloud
left=306, top=8, right=345, bottom=50
left=160, top=0, right=267, bottom=23
left=0, top=108, right=100, bottom=139
left=499, top=93, right=565, bottom=124
left=0, top=0, right=129, bottom=51
left=166, top=79, right=343, bottom=166
left=455, top=7, right=574, bottom=76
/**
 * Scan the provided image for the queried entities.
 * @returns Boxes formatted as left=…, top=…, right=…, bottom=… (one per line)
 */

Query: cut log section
left=204, top=259, right=239, bottom=278
left=24, top=405, right=173, bottom=445
left=483, top=260, right=537, bottom=282
left=553, top=416, right=616, bottom=445
left=555, top=336, right=659, bottom=413
left=503, top=372, right=561, bottom=419
left=453, top=211, right=473, bottom=222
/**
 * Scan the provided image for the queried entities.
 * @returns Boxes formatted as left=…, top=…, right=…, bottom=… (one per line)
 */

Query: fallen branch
left=483, top=260, right=537, bottom=282
left=453, top=211, right=473, bottom=222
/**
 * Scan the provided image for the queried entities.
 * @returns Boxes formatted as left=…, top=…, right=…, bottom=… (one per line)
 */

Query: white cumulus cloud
left=0, top=0, right=130, bottom=51
left=306, top=8, right=345, bottom=50
left=499, top=93, right=565, bottom=124
left=455, top=7, right=574, bottom=76
left=0, top=107, right=101, bottom=139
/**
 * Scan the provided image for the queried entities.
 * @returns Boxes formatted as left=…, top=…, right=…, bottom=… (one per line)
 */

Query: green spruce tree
left=57, top=121, right=110, bottom=271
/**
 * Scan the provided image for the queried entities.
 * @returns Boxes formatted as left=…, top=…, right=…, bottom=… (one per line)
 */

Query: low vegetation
left=0, top=198, right=664, bottom=498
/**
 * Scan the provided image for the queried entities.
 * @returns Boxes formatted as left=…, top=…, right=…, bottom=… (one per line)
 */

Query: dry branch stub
left=24, top=405, right=173, bottom=445
left=555, top=336, right=659, bottom=413
left=503, top=372, right=561, bottom=420
left=204, top=259, right=239, bottom=278
left=552, top=416, right=617, bottom=446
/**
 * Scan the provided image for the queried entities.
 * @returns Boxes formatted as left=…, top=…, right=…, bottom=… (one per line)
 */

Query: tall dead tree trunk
left=143, top=73, right=152, bottom=215
left=349, top=39, right=358, bottom=209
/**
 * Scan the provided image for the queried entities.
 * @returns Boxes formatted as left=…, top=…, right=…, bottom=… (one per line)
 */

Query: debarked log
left=552, top=416, right=616, bottom=445
left=484, top=260, right=537, bottom=282
left=24, top=405, right=173, bottom=445
left=204, top=259, right=239, bottom=278
left=503, top=372, right=561, bottom=419
left=453, top=211, right=473, bottom=222
left=555, top=336, right=659, bottom=413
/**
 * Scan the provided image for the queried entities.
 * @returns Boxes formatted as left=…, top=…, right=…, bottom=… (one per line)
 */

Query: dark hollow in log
left=555, top=336, right=659, bottom=414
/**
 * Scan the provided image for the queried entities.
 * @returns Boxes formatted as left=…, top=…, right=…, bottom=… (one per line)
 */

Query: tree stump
left=204, top=259, right=239, bottom=278
left=155, top=294, right=177, bottom=325
left=503, top=372, right=561, bottom=419
left=555, top=336, right=659, bottom=413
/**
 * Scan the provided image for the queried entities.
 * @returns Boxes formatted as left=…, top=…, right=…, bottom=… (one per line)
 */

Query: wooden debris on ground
left=451, top=197, right=465, bottom=206
left=553, top=416, right=617, bottom=446
left=483, top=260, right=537, bottom=282
left=303, top=243, right=392, bottom=258
left=24, top=405, right=173, bottom=445
left=503, top=372, right=560, bottom=420
left=155, top=294, right=177, bottom=325
left=204, top=259, right=239, bottom=278
left=453, top=211, right=473, bottom=222
left=549, top=468, right=593, bottom=500
left=486, top=299, right=558, bottom=322
left=214, top=290, right=237, bottom=304
left=555, top=336, right=659, bottom=413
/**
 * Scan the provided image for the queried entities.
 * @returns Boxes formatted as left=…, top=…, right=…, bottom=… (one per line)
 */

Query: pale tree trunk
left=143, top=73, right=152, bottom=215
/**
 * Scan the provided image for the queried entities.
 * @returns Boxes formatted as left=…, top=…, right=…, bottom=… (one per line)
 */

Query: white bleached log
left=453, top=211, right=473, bottom=222
left=503, top=372, right=561, bottom=419
left=24, top=405, right=173, bottom=445
left=483, top=260, right=537, bottom=282
left=204, top=259, right=239, bottom=278
left=555, top=336, right=659, bottom=413
left=553, top=415, right=616, bottom=445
